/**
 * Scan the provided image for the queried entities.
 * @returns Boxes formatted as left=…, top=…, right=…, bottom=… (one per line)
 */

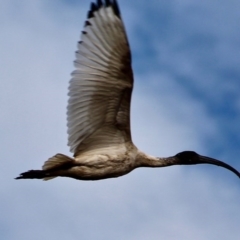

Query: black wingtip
left=87, top=0, right=121, bottom=20
left=84, top=20, right=92, bottom=27
left=105, top=0, right=110, bottom=7
left=87, top=2, right=97, bottom=19
left=97, top=0, right=103, bottom=8
left=112, top=0, right=121, bottom=18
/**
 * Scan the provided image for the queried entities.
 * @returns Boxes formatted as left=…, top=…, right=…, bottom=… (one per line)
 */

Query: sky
left=1, top=0, right=240, bottom=239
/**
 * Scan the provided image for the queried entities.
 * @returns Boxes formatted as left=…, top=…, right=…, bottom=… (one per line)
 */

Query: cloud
left=1, top=0, right=240, bottom=239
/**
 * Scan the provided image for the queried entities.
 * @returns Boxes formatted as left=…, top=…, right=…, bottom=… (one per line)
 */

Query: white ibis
left=16, top=0, right=240, bottom=181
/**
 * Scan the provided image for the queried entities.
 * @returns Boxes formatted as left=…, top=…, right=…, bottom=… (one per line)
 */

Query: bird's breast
left=69, top=149, right=138, bottom=180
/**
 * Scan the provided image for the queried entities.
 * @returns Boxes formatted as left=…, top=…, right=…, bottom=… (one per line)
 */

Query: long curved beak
left=198, top=155, right=240, bottom=178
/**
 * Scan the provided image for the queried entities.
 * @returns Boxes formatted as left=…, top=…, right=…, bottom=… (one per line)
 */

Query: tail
left=15, top=170, right=48, bottom=180
left=15, top=154, right=74, bottom=181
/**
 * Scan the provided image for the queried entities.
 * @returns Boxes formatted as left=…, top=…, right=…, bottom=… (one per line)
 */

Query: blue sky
left=1, top=0, right=240, bottom=239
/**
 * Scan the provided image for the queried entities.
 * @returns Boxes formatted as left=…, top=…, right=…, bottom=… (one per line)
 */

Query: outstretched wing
left=67, top=0, right=133, bottom=156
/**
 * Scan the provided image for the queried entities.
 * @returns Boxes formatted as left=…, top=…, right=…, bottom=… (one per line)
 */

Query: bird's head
left=175, top=151, right=202, bottom=165
left=174, top=151, right=240, bottom=178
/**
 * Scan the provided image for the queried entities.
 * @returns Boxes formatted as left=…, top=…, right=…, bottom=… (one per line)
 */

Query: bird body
left=63, top=142, right=139, bottom=180
left=16, top=0, right=240, bottom=181
left=20, top=144, right=168, bottom=180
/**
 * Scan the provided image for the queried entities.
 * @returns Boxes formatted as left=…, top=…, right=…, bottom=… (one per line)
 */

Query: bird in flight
left=16, top=0, right=240, bottom=181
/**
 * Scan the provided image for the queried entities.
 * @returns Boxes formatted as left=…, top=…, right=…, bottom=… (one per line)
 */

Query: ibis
left=16, top=0, right=240, bottom=181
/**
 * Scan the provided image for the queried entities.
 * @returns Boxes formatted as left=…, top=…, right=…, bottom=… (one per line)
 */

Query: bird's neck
left=136, top=151, right=174, bottom=168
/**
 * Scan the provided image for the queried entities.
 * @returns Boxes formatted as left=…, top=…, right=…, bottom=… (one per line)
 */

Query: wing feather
left=67, top=0, right=133, bottom=156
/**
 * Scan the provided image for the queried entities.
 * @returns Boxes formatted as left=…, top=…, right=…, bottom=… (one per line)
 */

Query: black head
left=175, top=151, right=200, bottom=165
left=174, top=151, right=240, bottom=178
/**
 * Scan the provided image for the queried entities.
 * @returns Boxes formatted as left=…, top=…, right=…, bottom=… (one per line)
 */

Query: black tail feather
left=15, top=170, right=48, bottom=180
